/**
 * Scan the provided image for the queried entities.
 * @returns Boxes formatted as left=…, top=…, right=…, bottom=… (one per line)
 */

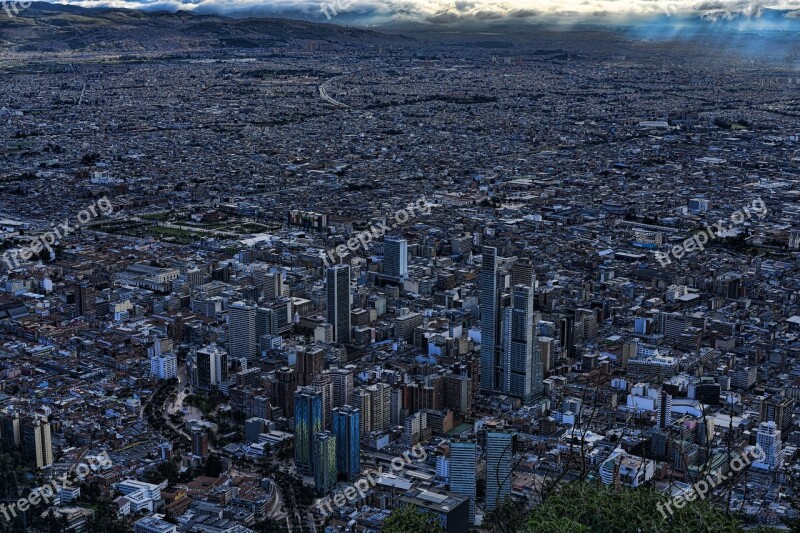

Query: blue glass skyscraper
left=332, top=405, right=361, bottom=481
left=295, top=386, right=323, bottom=476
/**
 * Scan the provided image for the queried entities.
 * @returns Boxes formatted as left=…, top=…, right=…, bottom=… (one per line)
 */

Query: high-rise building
left=255, top=307, right=275, bottom=347
left=449, top=439, right=477, bottom=524
left=759, top=395, right=794, bottom=433
left=326, top=265, right=351, bottom=344
left=328, top=366, right=355, bottom=409
left=22, top=418, right=53, bottom=469
left=0, top=413, right=20, bottom=449
left=480, top=246, right=501, bottom=394
left=485, top=429, right=515, bottom=511
left=150, top=352, right=178, bottom=380
left=272, top=367, right=297, bottom=419
left=191, top=427, right=209, bottom=458
left=253, top=267, right=283, bottom=301
left=313, top=375, right=334, bottom=429
left=332, top=405, right=360, bottom=481
left=383, top=236, right=408, bottom=280
left=511, top=260, right=535, bottom=288
left=657, top=390, right=672, bottom=429
left=401, top=411, right=428, bottom=448
left=755, top=421, right=784, bottom=472
left=390, top=387, right=405, bottom=426
left=298, top=346, right=325, bottom=387
left=444, top=374, right=472, bottom=413
left=352, top=388, right=372, bottom=436
left=295, top=387, right=324, bottom=476
left=366, top=383, right=391, bottom=432
left=507, top=283, right=541, bottom=403
left=314, top=432, right=337, bottom=493
left=194, top=344, right=228, bottom=391
left=229, top=302, right=256, bottom=361
left=74, top=282, right=96, bottom=317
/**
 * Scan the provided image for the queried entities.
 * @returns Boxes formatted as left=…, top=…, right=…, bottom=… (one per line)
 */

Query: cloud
left=49, top=0, right=800, bottom=23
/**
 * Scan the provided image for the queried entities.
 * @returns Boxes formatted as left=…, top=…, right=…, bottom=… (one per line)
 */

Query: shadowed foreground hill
left=383, top=482, right=785, bottom=533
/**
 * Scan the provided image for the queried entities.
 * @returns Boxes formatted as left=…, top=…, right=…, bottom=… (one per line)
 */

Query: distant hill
left=0, top=2, right=412, bottom=53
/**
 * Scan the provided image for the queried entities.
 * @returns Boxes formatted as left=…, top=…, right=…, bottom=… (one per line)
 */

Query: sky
left=44, top=0, right=800, bottom=25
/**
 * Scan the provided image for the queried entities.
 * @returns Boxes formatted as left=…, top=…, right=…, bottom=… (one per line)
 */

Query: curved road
left=319, top=76, right=350, bottom=108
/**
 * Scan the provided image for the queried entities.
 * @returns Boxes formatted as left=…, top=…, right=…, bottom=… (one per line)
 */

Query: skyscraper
left=272, top=367, right=297, bottom=420
left=0, top=413, right=20, bottom=449
left=755, top=421, right=784, bottom=472
left=191, top=427, right=209, bottom=458
left=298, top=346, right=325, bottom=387
left=332, top=405, right=361, bottom=481
left=295, top=387, right=324, bottom=476
left=328, top=366, right=355, bottom=409
left=314, top=432, right=337, bottom=493
left=485, top=429, right=515, bottom=511
left=480, top=246, right=500, bottom=394
left=384, top=236, right=408, bottom=280
left=313, top=374, right=334, bottom=429
left=74, top=282, right=96, bottom=317
left=449, top=439, right=477, bottom=525
left=657, top=390, right=672, bottom=430
left=229, top=302, right=256, bottom=361
left=366, top=383, right=391, bottom=432
left=22, top=418, right=53, bottom=469
left=255, top=307, right=275, bottom=348
left=194, top=344, right=228, bottom=391
left=507, top=284, right=540, bottom=403
left=352, top=388, right=372, bottom=436
left=326, top=265, right=351, bottom=344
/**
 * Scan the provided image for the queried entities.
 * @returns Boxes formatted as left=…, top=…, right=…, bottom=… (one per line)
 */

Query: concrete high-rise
left=295, top=387, right=324, bottom=476
left=22, top=418, right=53, bottom=469
left=326, top=265, right=351, bottom=344
left=508, top=284, right=541, bottom=403
left=272, top=367, right=297, bottom=420
left=352, top=388, right=372, bottom=436
left=366, top=383, right=390, bottom=432
left=1, top=413, right=20, bottom=449
left=449, top=439, right=477, bottom=524
left=332, top=405, right=361, bottom=481
left=327, top=366, right=355, bottom=409
left=194, top=344, right=228, bottom=391
left=384, top=236, right=408, bottom=280
left=480, top=246, right=501, bottom=394
left=755, top=421, right=784, bottom=472
left=657, top=390, right=673, bottom=429
left=74, top=282, right=96, bottom=317
left=298, top=346, right=325, bottom=387
left=485, top=429, right=515, bottom=511
left=229, top=302, right=256, bottom=361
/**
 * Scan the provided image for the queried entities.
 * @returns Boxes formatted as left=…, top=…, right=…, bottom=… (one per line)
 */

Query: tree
left=383, top=505, right=445, bottom=533
left=483, top=497, right=528, bottom=533
left=522, top=481, right=780, bottom=533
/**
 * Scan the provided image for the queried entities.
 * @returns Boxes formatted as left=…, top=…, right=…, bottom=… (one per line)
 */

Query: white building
left=754, top=421, right=784, bottom=472
left=600, top=448, right=654, bottom=487
left=117, top=480, right=161, bottom=513
left=150, top=352, right=177, bottom=380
